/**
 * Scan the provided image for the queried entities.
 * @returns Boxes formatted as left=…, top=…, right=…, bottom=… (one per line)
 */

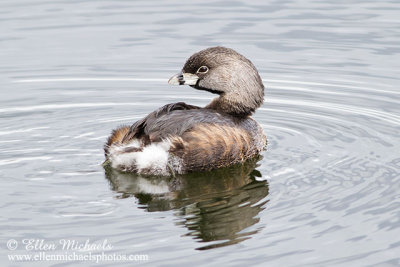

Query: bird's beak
left=168, top=72, right=199, bottom=86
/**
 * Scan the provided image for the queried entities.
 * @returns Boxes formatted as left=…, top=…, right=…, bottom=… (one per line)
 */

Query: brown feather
left=104, top=125, right=130, bottom=157
left=169, top=123, right=260, bottom=172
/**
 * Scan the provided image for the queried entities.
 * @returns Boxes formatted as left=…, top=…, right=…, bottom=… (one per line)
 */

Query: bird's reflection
left=104, top=156, right=269, bottom=250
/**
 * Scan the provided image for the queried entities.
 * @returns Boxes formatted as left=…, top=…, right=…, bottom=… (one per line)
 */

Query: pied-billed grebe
left=104, top=46, right=266, bottom=175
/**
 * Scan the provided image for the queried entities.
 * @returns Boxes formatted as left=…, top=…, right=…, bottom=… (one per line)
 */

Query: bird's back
left=105, top=103, right=266, bottom=175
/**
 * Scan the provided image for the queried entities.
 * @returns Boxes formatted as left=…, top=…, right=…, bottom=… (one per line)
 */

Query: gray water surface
left=1, top=0, right=400, bottom=266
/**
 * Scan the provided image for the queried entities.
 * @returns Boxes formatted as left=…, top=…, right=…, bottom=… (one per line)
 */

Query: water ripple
left=1, top=0, right=400, bottom=265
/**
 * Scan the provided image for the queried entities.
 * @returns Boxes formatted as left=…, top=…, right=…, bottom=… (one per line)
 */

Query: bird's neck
left=206, top=95, right=260, bottom=117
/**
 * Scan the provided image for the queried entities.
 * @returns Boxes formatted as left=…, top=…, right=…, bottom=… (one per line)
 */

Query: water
left=1, top=0, right=400, bottom=266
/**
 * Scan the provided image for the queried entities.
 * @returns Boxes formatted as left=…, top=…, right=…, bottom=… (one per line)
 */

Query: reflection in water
left=104, top=156, right=269, bottom=250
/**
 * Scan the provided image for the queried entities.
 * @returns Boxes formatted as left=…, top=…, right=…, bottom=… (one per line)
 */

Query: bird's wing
left=122, top=102, right=240, bottom=143
left=122, top=102, right=202, bottom=143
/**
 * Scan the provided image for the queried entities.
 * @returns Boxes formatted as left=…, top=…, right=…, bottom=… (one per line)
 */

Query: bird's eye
left=197, top=66, right=209, bottom=74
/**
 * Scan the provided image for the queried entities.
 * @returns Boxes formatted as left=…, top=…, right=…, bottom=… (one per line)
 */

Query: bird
left=104, top=46, right=267, bottom=176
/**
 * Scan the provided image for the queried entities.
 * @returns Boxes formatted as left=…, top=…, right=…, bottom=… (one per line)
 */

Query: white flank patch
left=109, top=139, right=172, bottom=175
left=134, top=141, right=171, bottom=173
